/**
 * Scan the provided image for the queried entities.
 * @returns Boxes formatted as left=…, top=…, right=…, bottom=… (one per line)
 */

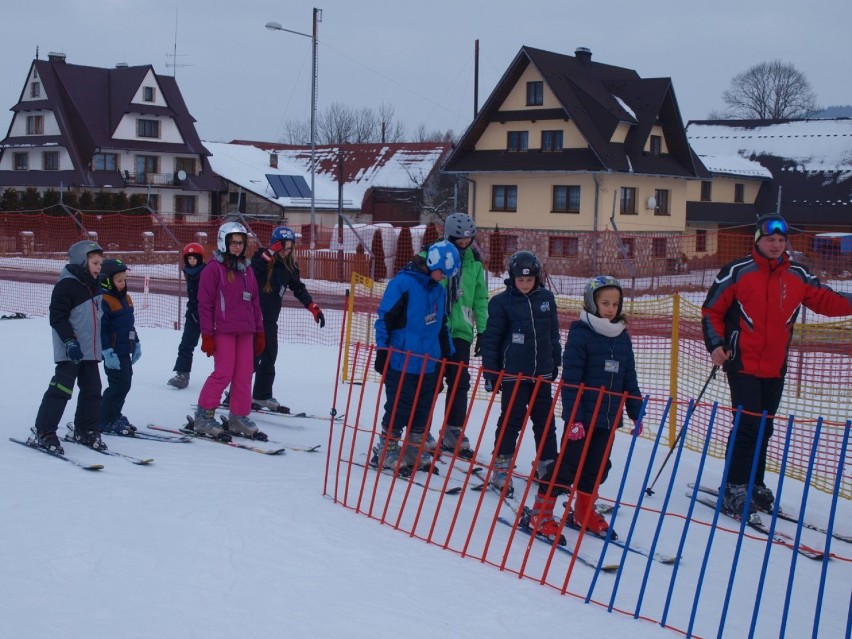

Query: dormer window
left=650, top=135, right=662, bottom=157
left=143, top=86, right=156, bottom=102
left=526, top=81, right=543, bottom=106
left=507, top=131, right=528, bottom=152
left=137, top=118, right=160, bottom=138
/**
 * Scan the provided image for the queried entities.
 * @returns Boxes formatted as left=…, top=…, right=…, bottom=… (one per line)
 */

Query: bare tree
left=722, top=60, right=819, bottom=120
left=281, top=102, right=409, bottom=145
left=281, top=118, right=311, bottom=144
left=413, top=123, right=455, bottom=143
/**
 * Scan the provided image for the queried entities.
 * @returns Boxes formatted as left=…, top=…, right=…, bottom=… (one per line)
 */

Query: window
left=30, top=82, right=41, bottom=98
left=491, top=185, right=517, bottom=211
left=13, top=152, right=29, bottom=171
left=143, top=86, right=156, bottom=102
left=695, top=229, right=707, bottom=253
left=175, top=157, right=196, bottom=175
left=93, top=153, right=119, bottom=171
left=541, top=130, right=563, bottom=152
left=43, top=151, right=59, bottom=171
left=734, top=183, right=745, bottom=203
left=552, top=185, right=581, bottom=213
left=654, top=189, right=670, bottom=215
left=700, top=181, right=712, bottom=202
left=499, top=234, right=519, bottom=256
left=175, top=195, right=197, bottom=215
left=135, top=155, right=159, bottom=182
left=549, top=236, right=579, bottom=258
left=137, top=119, right=160, bottom=138
left=652, top=237, right=667, bottom=258
left=26, top=115, right=44, bottom=135
left=620, top=187, right=636, bottom=214
left=650, top=135, right=662, bottom=157
left=507, top=131, right=528, bottom=152
left=619, top=237, right=635, bottom=258
left=526, top=81, right=543, bottom=106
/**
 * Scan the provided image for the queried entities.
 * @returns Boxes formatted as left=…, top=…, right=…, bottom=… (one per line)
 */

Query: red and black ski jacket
left=702, top=247, right=852, bottom=378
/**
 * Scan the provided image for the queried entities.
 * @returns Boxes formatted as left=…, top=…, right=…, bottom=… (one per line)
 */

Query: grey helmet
left=444, top=212, right=476, bottom=241
left=584, top=275, right=623, bottom=317
left=216, top=221, right=248, bottom=254
left=68, top=240, right=103, bottom=268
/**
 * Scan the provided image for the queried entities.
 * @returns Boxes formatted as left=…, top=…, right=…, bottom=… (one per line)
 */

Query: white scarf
left=580, top=310, right=625, bottom=338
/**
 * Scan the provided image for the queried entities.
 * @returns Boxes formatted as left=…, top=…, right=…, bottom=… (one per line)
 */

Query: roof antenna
left=35, top=45, right=39, bottom=60
left=166, top=6, right=193, bottom=77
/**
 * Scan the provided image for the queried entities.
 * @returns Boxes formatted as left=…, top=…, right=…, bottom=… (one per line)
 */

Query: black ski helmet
left=507, top=250, right=541, bottom=282
left=100, top=259, right=128, bottom=292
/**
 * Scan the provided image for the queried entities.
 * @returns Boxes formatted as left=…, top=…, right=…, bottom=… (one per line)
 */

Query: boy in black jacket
left=480, top=251, right=561, bottom=538
left=28, top=240, right=106, bottom=453
left=168, top=242, right=206, bottom=389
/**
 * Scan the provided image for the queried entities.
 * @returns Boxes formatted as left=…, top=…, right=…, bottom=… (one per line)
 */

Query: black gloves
left=374, top=349, right=388, bottom=374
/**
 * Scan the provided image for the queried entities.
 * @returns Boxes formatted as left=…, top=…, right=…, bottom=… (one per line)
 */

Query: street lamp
left=266, top=7, right=321, bottom=278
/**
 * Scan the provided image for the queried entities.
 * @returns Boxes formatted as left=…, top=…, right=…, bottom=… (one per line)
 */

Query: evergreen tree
left=0, top=188, right=20, bottom=211
left=370, top=229, right=387, bottom=280
left=112, top=191, right=130, bottom=211
left=394, top=226, right=414, bottom=275
left=78, top=191, right=94, bottom=211
left=422, top=222, right=440, bottom=248
left=20, top=188, right=41, bottom=211
left=488, top=227, right=505, bottom=277
left=93, top=191, right=112, bottom=211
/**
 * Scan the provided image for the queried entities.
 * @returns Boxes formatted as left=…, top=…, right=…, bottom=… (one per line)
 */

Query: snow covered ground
left=1, top=316, right=680, bottom=639
left=1, top=316, right=848, bottom=638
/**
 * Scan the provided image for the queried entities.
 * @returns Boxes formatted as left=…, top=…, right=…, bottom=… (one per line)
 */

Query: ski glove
left=308, top=302, right=325, bottom=328
left=632, top=420, right=643, bottom=437
left=201, top=334, right=216, bottom=357
left=64, top=338, right=83, bottom=362
left=132, top=342, right=142, bottom=365
left=566, top=422, right=585, bottom=441
left=261, top=240, right=284, bottom=263
left=473, top=334, right=483, bottom=357
left=552, top=367, right=559, bottom=381
left=374, top=348, right=388, bottom=374
left=102, top=348, right=120, bottom=370
left=253, top=332, right=266, bottom=357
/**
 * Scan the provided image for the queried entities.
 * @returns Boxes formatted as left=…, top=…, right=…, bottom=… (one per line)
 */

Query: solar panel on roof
left=266, top=174, right=312, bottom=198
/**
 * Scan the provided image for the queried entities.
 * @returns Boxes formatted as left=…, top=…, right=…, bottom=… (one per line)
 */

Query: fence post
left=19, top=231, right=34, bottom=256
left=141, top=231, right=154, bottom=255
left=669, top=293, right=680, bottom=447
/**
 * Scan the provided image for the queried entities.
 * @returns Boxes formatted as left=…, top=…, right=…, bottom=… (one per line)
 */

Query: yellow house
left=443, top=46, right=767, bottom=266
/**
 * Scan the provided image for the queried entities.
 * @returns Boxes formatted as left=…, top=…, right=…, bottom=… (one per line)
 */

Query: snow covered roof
left=686, top=119, right=852, bottom=176
left=692, top=153, right=772, bottom=178
left=204, top=141, right=352, bottom=210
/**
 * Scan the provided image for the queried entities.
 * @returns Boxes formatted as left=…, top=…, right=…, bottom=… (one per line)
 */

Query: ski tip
left=85, top=464, right=105, bottom=471
left=134, top=459, right=155, bottom=465
left=446, top=486, right=462, bottom=495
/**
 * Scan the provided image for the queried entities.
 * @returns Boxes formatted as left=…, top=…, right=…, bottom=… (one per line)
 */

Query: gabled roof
left=1, top=56, right=215, bottom=188
left=686, top=119, right=852, bottom=224
left=226, top=140, right=451, bottom=210
left=443, top=45, right=701, bottom=178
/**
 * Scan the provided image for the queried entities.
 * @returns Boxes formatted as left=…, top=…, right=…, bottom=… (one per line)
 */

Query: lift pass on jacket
left=604, top=359, right=619, bottom=373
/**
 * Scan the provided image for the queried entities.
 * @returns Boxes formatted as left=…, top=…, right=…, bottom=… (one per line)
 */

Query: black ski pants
left=381, top=368, right=439, bottom=438
left=173, top=311, right=200, bottom=373
left=444, top=338, right=472, bottom=428
left=34, top=360, right=101, bottom=435
left=100, top=355, right=133, bottom=427
left=725, top=372, right=785, bottom=486
left=493, top=378, right=559, bottom=465
left=252, top=320, right=280, bottom=401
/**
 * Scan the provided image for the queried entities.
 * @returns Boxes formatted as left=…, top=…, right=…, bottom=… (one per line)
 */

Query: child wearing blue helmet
left=371, top=240, right=459, bottom=474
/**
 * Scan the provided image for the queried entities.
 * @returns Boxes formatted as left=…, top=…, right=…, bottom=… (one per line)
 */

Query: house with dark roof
left=0, top=52, right=222, bottom=219
left=686, top=118, right=852, bottom=234
left=442, top=45, right=768, bottom=263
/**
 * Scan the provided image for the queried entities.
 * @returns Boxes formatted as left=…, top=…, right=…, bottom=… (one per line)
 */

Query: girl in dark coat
left=554, top=275, right=643, bottom=539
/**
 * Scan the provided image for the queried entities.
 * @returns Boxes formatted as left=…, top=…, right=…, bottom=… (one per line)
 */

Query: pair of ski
left=216, top=403, right=343, bottom=423
left=687, top=484, right=829, bottom=560
left=354, top=459, right=464, bottom=495
left=10, top=436, right=105, bottom=471
left=149, top=421, right=286, bottom=455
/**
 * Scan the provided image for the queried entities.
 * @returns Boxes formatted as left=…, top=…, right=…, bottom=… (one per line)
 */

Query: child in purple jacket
left=193, top=222, right=264, bottom=439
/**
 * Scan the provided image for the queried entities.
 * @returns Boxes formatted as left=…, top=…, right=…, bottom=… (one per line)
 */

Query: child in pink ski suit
left=193, top=222, right=265, bottom=439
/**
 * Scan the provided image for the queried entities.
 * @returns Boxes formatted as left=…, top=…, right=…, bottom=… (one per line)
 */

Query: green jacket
left=439, top=246, right=489, bottom=343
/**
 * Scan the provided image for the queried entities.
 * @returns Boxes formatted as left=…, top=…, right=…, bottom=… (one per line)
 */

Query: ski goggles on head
left=755, top=217, right=788, bottom=242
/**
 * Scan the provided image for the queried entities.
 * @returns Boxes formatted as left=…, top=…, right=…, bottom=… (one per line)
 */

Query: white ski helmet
left=426, top=240, right=460, bottom=278
left=444, top=212, right=476, bottom=241
left=584, top=275, right=623, bottom=317
left=217, top=221, right=249, bottom=253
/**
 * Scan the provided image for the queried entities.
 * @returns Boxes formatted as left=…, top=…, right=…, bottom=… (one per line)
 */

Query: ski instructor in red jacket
left=702, top=212, right=852, bottom=520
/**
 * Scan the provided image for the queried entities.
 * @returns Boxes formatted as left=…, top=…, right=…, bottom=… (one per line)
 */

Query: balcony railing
left=123, top=171, right=188, bottom=187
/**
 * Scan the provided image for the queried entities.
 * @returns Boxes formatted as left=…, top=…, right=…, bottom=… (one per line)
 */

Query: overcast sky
left=3, top=0, right=850, bottom=144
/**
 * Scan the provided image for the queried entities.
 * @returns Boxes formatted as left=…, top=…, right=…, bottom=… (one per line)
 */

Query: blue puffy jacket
left=560, top=317, right=643, bottom=430
left=375, top=260, right=452, bottom=374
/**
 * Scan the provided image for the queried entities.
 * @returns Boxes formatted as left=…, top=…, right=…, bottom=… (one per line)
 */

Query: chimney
left=270, top=152, right=278, bottom=169
left=574, top=47, right=592, bottom=63
left=47, top=52, right=67, bottom=63
left=115, top=62, right=128, bottom=68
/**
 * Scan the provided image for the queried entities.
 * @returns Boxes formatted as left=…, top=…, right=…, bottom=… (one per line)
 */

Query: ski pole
left=645, top=365, right=719, bottom=497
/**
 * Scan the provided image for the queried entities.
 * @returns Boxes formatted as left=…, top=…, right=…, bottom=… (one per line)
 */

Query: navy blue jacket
left=560, top=318, right=643, bottom=430
left=250, top=249, right=313, bottom=324
left=183, top=262, right=204, bottom=318
left=101, top=289, right=138, bottom=356
left=481, top=281, right=561, bottom=381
